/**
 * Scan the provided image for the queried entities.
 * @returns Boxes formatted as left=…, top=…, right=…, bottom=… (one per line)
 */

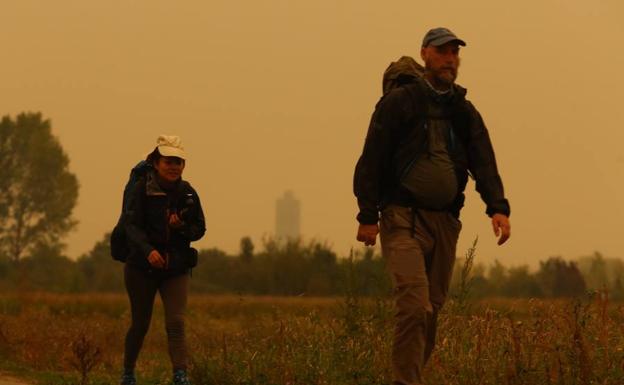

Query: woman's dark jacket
left=124, top=171, right=206, bottom=274
left=353, top=78, right=510, bottom=224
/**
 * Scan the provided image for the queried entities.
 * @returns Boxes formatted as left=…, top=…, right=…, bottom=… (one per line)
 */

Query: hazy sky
left=1, top=0, right=623, bottom=268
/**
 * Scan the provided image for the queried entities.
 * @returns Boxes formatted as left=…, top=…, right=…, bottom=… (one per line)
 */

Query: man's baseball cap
left=422, top=27, right=466, bottom=47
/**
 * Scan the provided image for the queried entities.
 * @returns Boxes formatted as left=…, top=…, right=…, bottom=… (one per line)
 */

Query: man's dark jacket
left=124, top=171, right=206, bottom=274
left=353, top=77, right=510, bottom=224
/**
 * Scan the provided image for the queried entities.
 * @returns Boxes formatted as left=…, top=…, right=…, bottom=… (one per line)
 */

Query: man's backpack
left=110, top=160, right=153, bottom=262
left=381, top=55, right=474, bottom=183
left=382, top=56, right=424, bottom=95
left=382, top=55, right=471, bottom=139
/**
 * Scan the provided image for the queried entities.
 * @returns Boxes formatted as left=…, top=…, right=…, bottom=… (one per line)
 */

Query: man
left=353, top=27, right=511, bottom=385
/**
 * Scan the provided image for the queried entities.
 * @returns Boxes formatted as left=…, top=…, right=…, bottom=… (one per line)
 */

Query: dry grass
left=0, top=292, right=623, bottom=384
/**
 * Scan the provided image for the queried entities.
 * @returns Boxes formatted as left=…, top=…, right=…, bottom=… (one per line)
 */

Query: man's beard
left=433, top=67, right=457, bottom=87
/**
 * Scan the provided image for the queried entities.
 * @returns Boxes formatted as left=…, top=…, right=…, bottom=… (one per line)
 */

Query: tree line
left=1, top=232, right=623, bottom=299
left=1, top=112, right=623, bottom=299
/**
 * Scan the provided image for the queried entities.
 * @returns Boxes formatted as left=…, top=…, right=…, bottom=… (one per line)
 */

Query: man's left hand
left=491, top=214, right=511, bottom=245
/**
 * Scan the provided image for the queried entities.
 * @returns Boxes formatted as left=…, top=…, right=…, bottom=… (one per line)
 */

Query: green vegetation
left=0, top=113, right=79, bottom=263
left=1, top=289, right=623, bottom=384
left=1, top=242, right=623, bottom=384
left=1, top=232, right=623, bottom=299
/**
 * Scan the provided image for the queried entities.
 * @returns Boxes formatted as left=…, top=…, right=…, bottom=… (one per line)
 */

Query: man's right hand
left=357, top=223, right=379, bottom=246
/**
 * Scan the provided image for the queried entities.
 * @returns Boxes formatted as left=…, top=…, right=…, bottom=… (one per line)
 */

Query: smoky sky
left=1, top=0, right=623, bottom=267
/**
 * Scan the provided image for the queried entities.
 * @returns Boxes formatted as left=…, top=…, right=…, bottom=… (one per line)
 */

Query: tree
left=577, top=251, right=608, bottom=290
left=19, top=242, right=84, bottom=292
left=487, top=259, right=507, bottom=296
left=191, top=247, right=232, bottom=293
left=536, top=257, right=586, bottom=297
left=500, top=265, right=542, bottom=298
left=239, top=236, right=254, bottom=262
left=77, top=233, right=124, bottom=292
left=576, top=251, right=624, bottom=294
left=0, top=113, right=79, bottom=262
left=306, top=242, right=338, bottom=295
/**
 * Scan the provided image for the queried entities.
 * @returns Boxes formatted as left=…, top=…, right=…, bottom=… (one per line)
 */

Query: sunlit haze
left=1, top=0, right=623, bottom=268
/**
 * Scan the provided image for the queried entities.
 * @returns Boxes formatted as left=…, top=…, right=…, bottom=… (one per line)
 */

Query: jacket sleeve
left=124, top=179, right=155, bottom=258
left=175, top=186, right=206, bottom=242
left=464, top=101, right=511, bottom=217
left=353, top=89, right=407, bottom=224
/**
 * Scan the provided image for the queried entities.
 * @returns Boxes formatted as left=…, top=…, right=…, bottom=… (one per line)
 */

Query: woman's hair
left=146, top=147, right=161, bottom=165
left=146, top=147, right=186, bottom=166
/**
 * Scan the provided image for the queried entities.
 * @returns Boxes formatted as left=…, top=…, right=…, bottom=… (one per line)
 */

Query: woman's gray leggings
left=123, top=264, right=189, bottom=372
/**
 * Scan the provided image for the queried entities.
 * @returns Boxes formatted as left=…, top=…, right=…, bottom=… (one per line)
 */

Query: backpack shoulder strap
left=121, top=161, right=152, bottom=211
left=400, top=80, right=429, bottom=122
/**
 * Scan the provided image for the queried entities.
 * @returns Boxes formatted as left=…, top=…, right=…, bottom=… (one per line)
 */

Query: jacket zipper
left=164, top=197, right=171, bottom=269
left=400, top=121, right=429, bottom=181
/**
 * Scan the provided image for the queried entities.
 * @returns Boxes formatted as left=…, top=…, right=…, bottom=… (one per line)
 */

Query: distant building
left=275, top=190, right=300, bottom=240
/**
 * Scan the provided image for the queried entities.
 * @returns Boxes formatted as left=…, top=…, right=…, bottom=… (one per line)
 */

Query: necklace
left=424, top=78, right=451, bottom=95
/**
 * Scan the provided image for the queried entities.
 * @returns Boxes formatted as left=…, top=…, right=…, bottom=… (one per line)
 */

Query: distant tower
left=275, top=190, right=301, bottom=240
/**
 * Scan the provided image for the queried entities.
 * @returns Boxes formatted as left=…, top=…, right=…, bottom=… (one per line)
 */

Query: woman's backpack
left=110, top=160, right=152, bottom=262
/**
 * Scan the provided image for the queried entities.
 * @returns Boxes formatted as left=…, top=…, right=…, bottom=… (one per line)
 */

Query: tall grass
left=0, top=258, right=623, bottom=384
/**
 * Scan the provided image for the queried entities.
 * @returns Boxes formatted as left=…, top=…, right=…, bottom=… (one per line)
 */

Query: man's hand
left=147, top=249, right=166, bottom=269
left=491, top=214, right=511, bottom=245
left=357, top=223, right=379, bottom=246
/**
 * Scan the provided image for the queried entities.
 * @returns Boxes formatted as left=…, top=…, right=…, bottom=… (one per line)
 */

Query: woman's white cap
left=156, top=135, right=186, bottom=160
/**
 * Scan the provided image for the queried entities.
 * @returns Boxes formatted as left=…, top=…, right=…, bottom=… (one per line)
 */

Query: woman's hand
left=147, top=249, right=166, bottom=269
left=168, top=213, right=184, bottom=229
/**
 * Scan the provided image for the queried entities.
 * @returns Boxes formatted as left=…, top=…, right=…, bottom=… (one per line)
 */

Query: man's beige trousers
left=380, top=205, right=461, bottom=385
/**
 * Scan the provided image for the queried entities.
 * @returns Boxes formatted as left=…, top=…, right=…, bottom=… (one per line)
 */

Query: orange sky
left=1, top=0, right=623, bottom=268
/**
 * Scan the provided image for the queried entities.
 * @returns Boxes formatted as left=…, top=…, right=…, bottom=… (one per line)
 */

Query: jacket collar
left=145, top=170, right=182, bottom=197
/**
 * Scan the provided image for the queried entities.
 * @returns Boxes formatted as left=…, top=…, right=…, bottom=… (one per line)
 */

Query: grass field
left=0, top=290, right=623, bottom=385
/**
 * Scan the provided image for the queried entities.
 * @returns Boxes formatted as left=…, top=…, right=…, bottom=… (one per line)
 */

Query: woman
left=121, top=135, right=205, bottom=385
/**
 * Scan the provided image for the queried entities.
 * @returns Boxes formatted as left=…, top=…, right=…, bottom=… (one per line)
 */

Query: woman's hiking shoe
left=120, top=372, right=137, bottom=385
left=173, top=369, right=191, bottom=385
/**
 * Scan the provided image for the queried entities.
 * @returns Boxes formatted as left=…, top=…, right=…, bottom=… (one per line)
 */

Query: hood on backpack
left=382, top=56, right=425, bottom=95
